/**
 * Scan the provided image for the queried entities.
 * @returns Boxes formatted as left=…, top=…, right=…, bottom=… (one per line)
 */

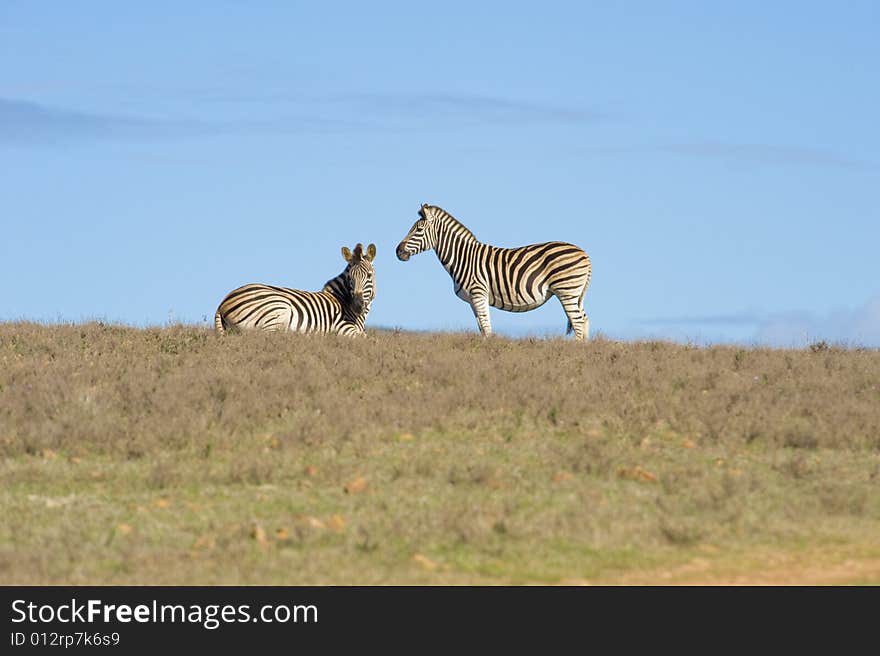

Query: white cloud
left=754, top=296, right=880, bottom=347
left=634, top=296, right=880, bottom=347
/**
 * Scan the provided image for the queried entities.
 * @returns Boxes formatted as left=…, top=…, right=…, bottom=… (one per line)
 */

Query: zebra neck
left=323, top=273, right=367, bottom=326
left=341, top=303, right=368, bottom=330
left=434, top=216, right=479, bottom=275
left=322, top=273, right=348, bottom=301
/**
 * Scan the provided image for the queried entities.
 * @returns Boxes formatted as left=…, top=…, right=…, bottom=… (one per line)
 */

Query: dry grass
left=1, top=322, right=879, bottom=584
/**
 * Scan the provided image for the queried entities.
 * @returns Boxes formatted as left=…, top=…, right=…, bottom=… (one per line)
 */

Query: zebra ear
left=366, top=243, right=376, bottom=261
left=341, top=246, right=353, bottom=262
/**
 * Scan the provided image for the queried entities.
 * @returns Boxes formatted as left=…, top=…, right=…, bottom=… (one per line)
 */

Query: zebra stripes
left=396, top=204, right=592, bottom=340
left=215, top=243, right=376, bottom=336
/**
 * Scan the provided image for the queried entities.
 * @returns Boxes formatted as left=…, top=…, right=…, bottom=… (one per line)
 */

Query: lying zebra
left=397, top=204, right=591, bottom=340
left=215, top=243, right=376, bottom=336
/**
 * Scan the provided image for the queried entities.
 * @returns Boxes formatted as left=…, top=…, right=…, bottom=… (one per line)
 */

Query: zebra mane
left=424, top=205, right=478, bottom=242
left=322, top=269, right=352, bottom=302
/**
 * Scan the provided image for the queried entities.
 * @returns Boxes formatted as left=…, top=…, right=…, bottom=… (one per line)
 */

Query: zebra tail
left=214, top=310, right=225, bottom=333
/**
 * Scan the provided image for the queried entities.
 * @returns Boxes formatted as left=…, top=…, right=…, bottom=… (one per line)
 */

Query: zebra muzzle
left=396, top=245, right=410, bottom=261
left=351, top=295, right=364, bottom=315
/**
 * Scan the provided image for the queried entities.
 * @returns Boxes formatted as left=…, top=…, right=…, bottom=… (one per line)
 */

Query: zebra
left=214, top=243, right=376, bottom=336
left=396, top=204, right=592, bottom=340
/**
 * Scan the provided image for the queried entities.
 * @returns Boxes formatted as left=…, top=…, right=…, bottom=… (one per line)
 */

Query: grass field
left=1, top=322, right=879, bottom=584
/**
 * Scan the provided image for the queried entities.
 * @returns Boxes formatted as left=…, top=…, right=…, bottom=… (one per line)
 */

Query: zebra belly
left=489, top=287, right=553, bottom=313
left=491, top=297, right=551, bottom=313
left=455, top=284, right=550, bottom=312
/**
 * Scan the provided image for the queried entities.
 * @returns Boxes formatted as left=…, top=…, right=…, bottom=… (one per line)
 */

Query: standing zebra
left=215, top=243, right=376, bottom=336
left=396, top=204, right=591, bottom=340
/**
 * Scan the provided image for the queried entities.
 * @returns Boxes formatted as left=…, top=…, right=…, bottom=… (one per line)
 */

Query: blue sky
left=1, top=2, right=878, bottom=346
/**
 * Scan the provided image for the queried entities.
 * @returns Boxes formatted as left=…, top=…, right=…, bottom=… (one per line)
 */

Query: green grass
left=1, top=323, right=879, bottom=584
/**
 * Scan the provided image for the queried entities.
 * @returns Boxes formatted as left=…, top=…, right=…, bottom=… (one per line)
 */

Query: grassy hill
left=1, top=322, right=879, bottom=584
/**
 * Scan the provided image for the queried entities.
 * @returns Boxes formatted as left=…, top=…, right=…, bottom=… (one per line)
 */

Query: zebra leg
left=557, top=294, right=588, bottom=341
left=469, top=295, right=493, bottom=336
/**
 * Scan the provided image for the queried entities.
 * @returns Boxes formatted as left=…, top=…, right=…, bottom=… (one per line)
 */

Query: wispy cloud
left=327, top=93, right=605, bottom=125
left=0, top=98, right=206, bottom=144
left=0, top=97, right=369, bottom=145
left=654, top=141, right=869, bottom=170
left=638, top=312, right=761, bottom=326
left=199, top=90, right=606, bottom=127
left=0, top=92, right=593, bottom=146
left=575, top=141, right=870, bottom=170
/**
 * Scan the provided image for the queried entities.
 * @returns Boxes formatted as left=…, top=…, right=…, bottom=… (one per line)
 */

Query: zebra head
left=396, top=203, right=437, bottom=261
left=341, top=243, right=377, bottom=315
